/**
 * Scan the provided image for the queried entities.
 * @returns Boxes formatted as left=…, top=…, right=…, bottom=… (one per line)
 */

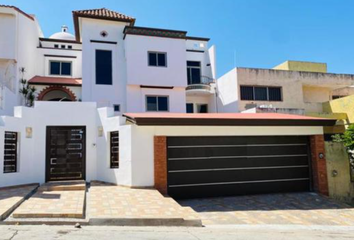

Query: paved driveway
left=178, top=192, right=354, bottom=226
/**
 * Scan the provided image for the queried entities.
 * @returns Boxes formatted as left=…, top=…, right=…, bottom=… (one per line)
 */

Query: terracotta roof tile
left=0, top=5, right=34, bottom=20
left=73, top=8, right=135, bottom=23
left=28, top=76, right=82, bottom=86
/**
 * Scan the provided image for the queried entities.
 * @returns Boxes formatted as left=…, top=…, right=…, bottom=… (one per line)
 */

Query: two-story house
left=0, top=6, right=217, bottom=115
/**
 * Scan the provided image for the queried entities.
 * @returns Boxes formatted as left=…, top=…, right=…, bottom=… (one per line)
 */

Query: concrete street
left=0, top=225, right=354, bottom=240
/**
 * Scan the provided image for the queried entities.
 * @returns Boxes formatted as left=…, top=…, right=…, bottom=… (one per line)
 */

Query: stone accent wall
left=310, top=135, right=329, bottom=196
left=154, top=136, right=167, bottom=195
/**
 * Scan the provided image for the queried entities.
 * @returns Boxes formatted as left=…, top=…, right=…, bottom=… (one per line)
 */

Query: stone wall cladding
left=154, top=136, right=167, bottom=195
left=310, top=135, right=329, bottom=196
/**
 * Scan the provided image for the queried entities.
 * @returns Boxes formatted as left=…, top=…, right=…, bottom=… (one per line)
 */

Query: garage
left=167, top=136, right=311, bottom=199
left=123, top=112, right=335, bottom=199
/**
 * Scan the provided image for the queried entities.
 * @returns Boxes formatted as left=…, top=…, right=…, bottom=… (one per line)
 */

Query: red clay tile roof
left=73, top=8, right=135, bottom=41
left=28, top=76, right=82, bottom=86
left=0, top=5, right=34, bottom=20
left=123, top=113, right=336, bottom=126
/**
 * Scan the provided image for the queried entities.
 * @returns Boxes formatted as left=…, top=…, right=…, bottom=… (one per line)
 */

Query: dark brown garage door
left=46, top=126, right=86, bottom=182
left=167, top=136, right=312, bottom=199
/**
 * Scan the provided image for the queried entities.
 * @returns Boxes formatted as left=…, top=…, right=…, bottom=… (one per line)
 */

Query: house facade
left=0, top=6, right=217, bottom=116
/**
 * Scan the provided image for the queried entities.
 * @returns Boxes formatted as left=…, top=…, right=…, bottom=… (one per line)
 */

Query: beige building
left=217, top=61, right=354, bottom=115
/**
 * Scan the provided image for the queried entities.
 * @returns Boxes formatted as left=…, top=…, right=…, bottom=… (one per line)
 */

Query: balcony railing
left=186, top=76, right=215, bottom=92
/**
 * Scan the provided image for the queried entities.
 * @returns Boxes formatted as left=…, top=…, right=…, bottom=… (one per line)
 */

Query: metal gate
left=167, top=136, right=312, bottom=199
left=46, top=126, right=86, bottom=181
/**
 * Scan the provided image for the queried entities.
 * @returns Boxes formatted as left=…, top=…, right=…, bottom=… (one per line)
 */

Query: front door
left=46, top=126, right=86, bottom=182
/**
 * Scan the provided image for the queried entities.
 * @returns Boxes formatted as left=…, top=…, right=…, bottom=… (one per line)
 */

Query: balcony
left=186, top=76, right=215, bottom=95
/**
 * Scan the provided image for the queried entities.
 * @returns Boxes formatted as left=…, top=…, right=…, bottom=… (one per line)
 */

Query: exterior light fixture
left=25, top=127, right=32, bottom=138
left=98, top=126, right=104, bottom=137
left=319, top=153, right=324, bottom=159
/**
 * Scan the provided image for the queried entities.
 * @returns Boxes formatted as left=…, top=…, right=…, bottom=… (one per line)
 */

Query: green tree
left=333, top=125, right=354, bottom=181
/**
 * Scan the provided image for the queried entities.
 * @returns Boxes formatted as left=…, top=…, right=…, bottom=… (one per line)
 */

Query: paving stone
left=179, top=192, right=354, bottom=226
left=87, top=181, right=201, bottom=226
left=0, top=184, right=38, bottom=220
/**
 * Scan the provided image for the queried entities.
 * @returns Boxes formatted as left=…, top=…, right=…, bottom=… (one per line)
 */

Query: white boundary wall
left=0, top=101, right=324, bottom=188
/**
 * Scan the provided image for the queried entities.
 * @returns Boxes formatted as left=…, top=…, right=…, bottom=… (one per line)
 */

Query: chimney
left=61, top=25, right=68, bottom=33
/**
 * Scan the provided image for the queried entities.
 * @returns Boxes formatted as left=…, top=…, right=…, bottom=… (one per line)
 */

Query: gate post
left=154, top=136, right=168, bottom=195
left=310, top=135, right=329, bottom=196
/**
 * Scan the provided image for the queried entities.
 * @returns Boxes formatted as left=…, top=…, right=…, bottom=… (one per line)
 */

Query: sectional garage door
left=167, top=136, right=312, bottom=199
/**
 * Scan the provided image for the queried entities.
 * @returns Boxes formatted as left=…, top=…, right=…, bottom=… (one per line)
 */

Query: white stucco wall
left=81, top=18, right=129, bottom=110
left=216, top=68, right=239, bottom=113
left=0, top=102, right=98, bottom=187
left=126, top=85, right=186, bottom=113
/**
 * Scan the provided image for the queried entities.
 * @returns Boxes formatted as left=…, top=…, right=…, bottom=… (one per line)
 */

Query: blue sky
left=3, top=0, right=354, bottom=77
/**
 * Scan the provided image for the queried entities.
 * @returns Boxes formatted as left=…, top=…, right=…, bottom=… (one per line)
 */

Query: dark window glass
left=54, top=44, right=59, bottom=48
left=187, top=61, right=201, bottom=67
left=146, top=97, right=157, bottom=111
left=110, top=131, right=119, bottom=168
left=198, top=104, right=208, bottom=113
left=3, top=132, right=18, bottom=173
left=148, top=53, right=157, bottom=66
left=157, top=53, right=166, bottom=66
left=186, top=103, right=194, bottom=113
left=148, top=52, right=166, bottom=67
left=113, top=104, right=120, bottom=112
left=191, top=68, right=201, bottom=84
left=240, top=86, right=254, bottom=100
left=254, top=87, right=267, bottom=100
left=268, top=87, right=282, bottom=101
left=68, top=45, right=72, bottom=49
left=187, top=61, right=201, bottom=85
left=96, top=50, right=112, bottom=85
left=158, top=97, right=168, bottom=111
left=61, top=62, right=71, bottom=76
left=50, top=61, right=60, bottom=75
left=61, top=45, right=65, bottom=49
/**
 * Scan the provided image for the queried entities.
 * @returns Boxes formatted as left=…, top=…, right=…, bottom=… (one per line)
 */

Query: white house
left=0, top=6, right=217, bottom=116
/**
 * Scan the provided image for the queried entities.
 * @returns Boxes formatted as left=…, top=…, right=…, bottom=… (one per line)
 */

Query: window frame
left=147, top=51, right=167, bottom=67
left=49, top=60, right=72, bottom=76
left=110, top=131, right=119, bottom=169
left=187, top=61, right=202, bottom=85
left=240, top=85, right=283, bottom=102
left=145, top=95, right=169, bottom=112
left=95, top=49, right=113, bottom=85
left=3, top=131, right=18, bottom=174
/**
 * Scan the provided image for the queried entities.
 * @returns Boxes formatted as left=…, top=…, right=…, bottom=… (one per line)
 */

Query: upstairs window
left=96, top=50, right=112, bottom=85
left=50, top=61, right=72, bottom=76
left=110, top=131, right=119, bottom=169
left=148, top=52, right=167, bottom=67
left=187, top=61, right=201, bottom=85
left=240, top=86, right=282, bottom=101
left=146, top=96, right=169, bottom=112
left=3, top=132, right=18, bottom=173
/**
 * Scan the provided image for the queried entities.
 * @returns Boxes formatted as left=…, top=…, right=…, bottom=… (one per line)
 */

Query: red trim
left=29, top=76, right=82, bottom=86
left=37, top=86, right=77, bottom=101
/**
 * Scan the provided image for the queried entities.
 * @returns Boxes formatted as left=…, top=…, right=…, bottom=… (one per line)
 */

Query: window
left=68, top=45, right=72, bottom=49
left=197, top=104, right=208, bottom=113
left=113, top=104, right=120, bottom=112
left=148, top=52, right=167, bottom=67
left=3, top=132, right=18, bottom=173
left=110, top=131, right=119, bottom=168
left=187, top=61, right=201, bottom=85
left=332, top=95, right=345, bottom=100
left=240, top=86, right=282, bottom=101
left=61, top=45, right=65, bottom=49
left=50, top=61, right=72, bottom=76
left=96, top=50, right=112, bottom=85
left=186, top=103, right=194, bottom=113
left=54, top=44, right=59, bottom=48
left=146, top=96, right=169, bottom=112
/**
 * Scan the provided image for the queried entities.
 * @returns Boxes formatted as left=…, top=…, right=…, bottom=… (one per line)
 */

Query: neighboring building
left=0, top=5, right=43, bottom=116
left=0, top=6, right=217, bottom=116
left=217, top=61, right=354, bottom=115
